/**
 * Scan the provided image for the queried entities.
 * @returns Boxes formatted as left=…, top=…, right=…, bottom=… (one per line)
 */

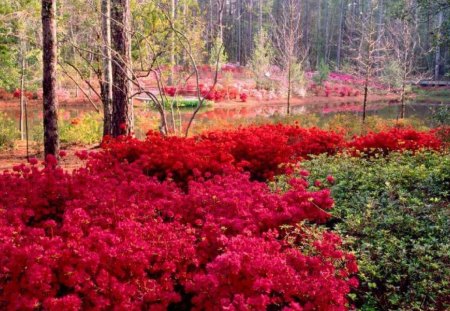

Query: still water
left=1, top=100, right=448, bottom=138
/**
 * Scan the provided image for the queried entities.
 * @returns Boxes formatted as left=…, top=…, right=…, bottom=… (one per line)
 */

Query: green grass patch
left=148, top=98, right=214, bottom=109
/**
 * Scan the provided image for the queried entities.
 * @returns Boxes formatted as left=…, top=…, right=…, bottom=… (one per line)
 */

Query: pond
left=1, top=99, right=448, bottom=138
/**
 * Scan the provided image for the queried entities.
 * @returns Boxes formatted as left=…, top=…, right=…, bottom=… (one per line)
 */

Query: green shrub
left=313, top=59, right=330, bottom=86
left=60, top=112, right=102, bottom=145
left=0, top=113, right=18, bottom=149
left=31, top=124, right=44, bottom=153
left=295, top=152, right=450, bottom=310
left=431, top=105, right=450, bottom=126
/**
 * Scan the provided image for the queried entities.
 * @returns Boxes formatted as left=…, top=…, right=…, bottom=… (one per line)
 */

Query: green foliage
left=161, top=98, right=214, bottom=108
left=380, top=60, right=403, bottom=89
left=0, top=113, right=18, bottom=149
left=209, top=36, right=228, bottom=67
left=313, top=59, right=330, bottom=86
left=0, top=0, right=41, bottom=92
left=60, top=113, right=103, bottom=145
left=432, top=105, right=450, bottom=126
left=414, top=87, right=450, bottom=101
left=290, top=61, right=307, bottom=97
left=249, top=30, right=274, bottom=90
left=296, top=152, right=450, bottom=310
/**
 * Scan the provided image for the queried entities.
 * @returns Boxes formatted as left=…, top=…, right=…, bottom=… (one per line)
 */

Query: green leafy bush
left=313, top=59, right=330, bottom=86
left=294, top=152, right=450, bottom=310
left=0, top=113, right=18, bottom=149
left=60, top=112, right=102, bottom=145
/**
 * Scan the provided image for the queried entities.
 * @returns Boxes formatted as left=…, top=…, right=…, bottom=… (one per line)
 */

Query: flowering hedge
left=346, top=128, right=443, bottom=156
left=0, top=158, right=357, bottom=310
left=101, top=125, right=443, bottom=184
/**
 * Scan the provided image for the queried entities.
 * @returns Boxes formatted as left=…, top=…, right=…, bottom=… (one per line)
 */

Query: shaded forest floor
left=0, top=141, right=96, bottom=172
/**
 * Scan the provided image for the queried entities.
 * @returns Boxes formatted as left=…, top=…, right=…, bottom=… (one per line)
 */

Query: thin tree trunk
left=249, top=0, right=253, bottom=52
left=315, top=0, right=322, bottom=67
left=101, top=0, right=113, bottom=136
left=259, top=0, right=263, bottom=33
left=337, top=0, right=345, bottom=70
left=363, top=74, right=369, bottom=123
left=238, top=0, right=241, bottom=63
left=400, top=82, right=406, bottom=119
left=168, top=0, right=175, bottom=85
left=324, top=0, right=330, bottom=63
left=287, top=60, right=291, bottom=115
left=376, top=0, right=384, bottom=69
left=42, top=0, right=59, bottom=158
left=111, top=0, right=133, bottom=137
left=435, top=10, right=443, bottom=80
left=19, top=45, right=26, bottom=141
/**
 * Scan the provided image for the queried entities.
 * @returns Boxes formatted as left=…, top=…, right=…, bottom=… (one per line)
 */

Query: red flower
left=326, top=175, right=335, bottom=184
left=240, top=93, right=248, bottom=102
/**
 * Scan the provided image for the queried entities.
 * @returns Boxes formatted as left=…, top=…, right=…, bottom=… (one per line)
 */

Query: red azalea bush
left=239, top=92, right=248, bottom=102
left=347, top=128, right=443, bottom=156
left=201, top=87, right=226, bottom=102
left=164, top=86, right=177, bottom=97
left=100, top=125, right=443, bottom=183
left=101, top=125, right=345, bottom=182
left=0, top=157, right=358, bottom=310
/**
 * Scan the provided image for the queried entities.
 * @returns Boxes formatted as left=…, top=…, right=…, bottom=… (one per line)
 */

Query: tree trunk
left=42, top=0, right=59, bottom=158
left=336, top=0, right=345, bottom=70
left=435, top=10, right=443, bottom=80
left=363, top=75, right=369, bottom=123
left=19, top=45, right=26, bottom=141
left=287, top=60, right=291, bottom=115
left=315, top=0, right=322, bottom=67
left=259, top=0, right=263, bottom=34
left=101, top=0, right=113, bottom=136
left=168, top=0, right=175, bottom=85
left=400, top=77, right=406, bottom=119
left=111, top=0, right=133, bottom=137
left=324, top=0, right=330, bottom=63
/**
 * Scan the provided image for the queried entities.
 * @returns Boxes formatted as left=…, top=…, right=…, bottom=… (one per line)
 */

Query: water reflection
left=1, top=100, right=448, bottom=137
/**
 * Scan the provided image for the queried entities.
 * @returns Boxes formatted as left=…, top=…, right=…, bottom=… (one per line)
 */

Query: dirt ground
left=0, top=141, right=99, bottom=172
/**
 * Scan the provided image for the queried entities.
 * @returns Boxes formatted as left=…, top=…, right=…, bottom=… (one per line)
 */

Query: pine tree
left=249, top=29, right=273, bottom=89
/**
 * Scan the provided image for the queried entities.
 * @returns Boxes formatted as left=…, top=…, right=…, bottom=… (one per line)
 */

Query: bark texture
left=42, top=0, right=59, bottom=158
left=111, top=0, right=133, bottom=137
left=101, top=0, right=113, bottom=136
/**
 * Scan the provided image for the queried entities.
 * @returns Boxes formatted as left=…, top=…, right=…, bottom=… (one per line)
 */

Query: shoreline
left=0, top=93, right=404, bottom=109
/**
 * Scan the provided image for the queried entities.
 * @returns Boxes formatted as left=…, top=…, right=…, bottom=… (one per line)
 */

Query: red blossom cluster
left=101, top=125, right=443, bottom=184
left=239, top=92, right=248, bottom=102
left=12, top=89, right=38, bottom=100
left=346, top=127, right=443, bottom=156
left=320, top=85, right=360, bottom=97
left=0, top=156, right=357, bottom=310
left=101, top=125, right=345, bottom=182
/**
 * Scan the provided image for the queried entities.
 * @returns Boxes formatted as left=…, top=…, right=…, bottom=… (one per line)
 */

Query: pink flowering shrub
left=239, top=92, right=248, bottom=102
left=101, top=125, right=345, bottom=182
left=347, top=128, right=443, bottom=156
left=100, top=125, right=444, bottom=184
left=0, top=156, right=358, bottom=310
left=187, top=232, right=358, bottom=310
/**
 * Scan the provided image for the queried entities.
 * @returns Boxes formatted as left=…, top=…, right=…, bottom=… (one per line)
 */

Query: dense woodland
left=1, top=0, right=449, bottom=93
